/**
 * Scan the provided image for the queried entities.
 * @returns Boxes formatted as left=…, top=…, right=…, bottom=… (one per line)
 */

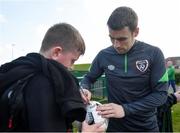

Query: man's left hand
left=96, top=103, right=125, bottom=118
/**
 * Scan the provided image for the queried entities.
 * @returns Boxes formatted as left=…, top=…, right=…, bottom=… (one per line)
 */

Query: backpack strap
left=2, top=73, right=34, bottom=131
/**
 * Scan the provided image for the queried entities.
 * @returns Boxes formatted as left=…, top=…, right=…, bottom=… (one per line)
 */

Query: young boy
left=0, top=23, right=104, bottom=132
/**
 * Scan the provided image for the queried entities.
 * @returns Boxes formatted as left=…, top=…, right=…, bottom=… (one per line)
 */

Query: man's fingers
left=80, top=89, right=91, bottom=104
left=97, top=103, right=125, bottom=118
left=97, top=104, right=113, bottom=111
left=98, top=110, right=115, bottom=119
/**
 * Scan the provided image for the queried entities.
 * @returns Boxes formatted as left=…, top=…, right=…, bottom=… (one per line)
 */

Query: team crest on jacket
left=136, top=60, right=149, bottom=72
left=108, top=65, right=115, bottom=71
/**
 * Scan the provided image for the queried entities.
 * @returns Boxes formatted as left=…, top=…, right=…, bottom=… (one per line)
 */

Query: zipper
left=124, top=54, right=127, bottom=73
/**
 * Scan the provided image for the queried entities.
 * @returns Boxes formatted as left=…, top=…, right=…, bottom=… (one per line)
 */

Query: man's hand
left=174, top=90, right=180, bottom=102
left=81, top=121, right=105, bottom=133
left=80, top=88, right=91, bottom=104
left=96, top=103, right=125, bottom=118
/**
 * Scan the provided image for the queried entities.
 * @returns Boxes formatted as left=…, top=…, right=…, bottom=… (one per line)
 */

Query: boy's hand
left=81, top=121, right=105, bottom=133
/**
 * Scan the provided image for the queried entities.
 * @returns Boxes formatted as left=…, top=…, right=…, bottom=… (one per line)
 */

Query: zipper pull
left=8, top=116, right=13, bottom=129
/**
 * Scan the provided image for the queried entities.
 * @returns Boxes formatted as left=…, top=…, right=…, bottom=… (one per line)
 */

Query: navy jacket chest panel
left=102, top=53, right=152, bottom=95
left=103, top=54, right=151, bottom=77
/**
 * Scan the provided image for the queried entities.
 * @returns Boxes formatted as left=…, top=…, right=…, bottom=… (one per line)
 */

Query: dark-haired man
left=80, top=6, right=168, bottom=132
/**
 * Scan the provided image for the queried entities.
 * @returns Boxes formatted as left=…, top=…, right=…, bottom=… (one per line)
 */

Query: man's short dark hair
left=107, top=6, right=138, bottom=32
left=40, top=23, right=85, bottom=55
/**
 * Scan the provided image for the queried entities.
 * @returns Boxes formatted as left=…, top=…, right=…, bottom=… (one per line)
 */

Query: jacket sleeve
left=159, top=93, right=177, bottom=111
left=25, top=74, right=86, bottom=131
left=80, top=53, right=104, bottom=89
left=122, top=47, right=169, bottom=116
left=25, top=74, right=63, bottom=131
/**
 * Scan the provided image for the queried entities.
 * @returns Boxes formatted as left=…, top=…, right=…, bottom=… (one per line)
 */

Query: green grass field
left=172, top=103, right=180, bottom=132
left=73, top=63, right=90, bottom=71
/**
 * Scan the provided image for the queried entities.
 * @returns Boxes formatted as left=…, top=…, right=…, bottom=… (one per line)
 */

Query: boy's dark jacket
left=0, top=53, right=86, bottom=131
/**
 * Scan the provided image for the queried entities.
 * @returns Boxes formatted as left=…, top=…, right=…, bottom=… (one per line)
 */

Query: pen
left=79, top=86, right=90, bottom=105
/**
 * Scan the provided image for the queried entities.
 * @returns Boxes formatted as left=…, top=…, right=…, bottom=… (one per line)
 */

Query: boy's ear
left=134, top=27, right=139, bottom=37
left=51, top=46, right=63, bottom=60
